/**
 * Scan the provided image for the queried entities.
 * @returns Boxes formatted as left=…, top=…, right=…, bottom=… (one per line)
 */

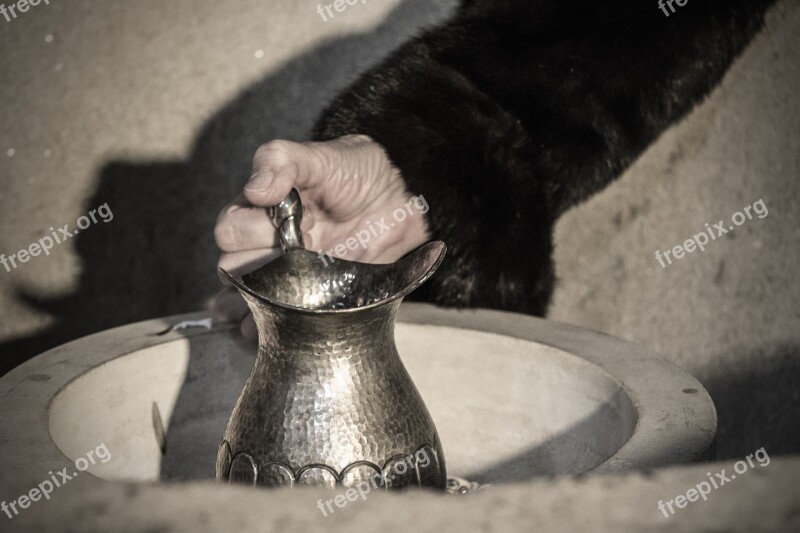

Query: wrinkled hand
left=212, top=135, right=429, bottom=340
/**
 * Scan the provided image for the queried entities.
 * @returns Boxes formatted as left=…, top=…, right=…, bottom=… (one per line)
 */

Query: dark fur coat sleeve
left=312, top=0, right=777, bottom=315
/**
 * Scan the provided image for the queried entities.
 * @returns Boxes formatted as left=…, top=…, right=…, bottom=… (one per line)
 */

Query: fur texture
left=313, top=0, right=776, bottom=315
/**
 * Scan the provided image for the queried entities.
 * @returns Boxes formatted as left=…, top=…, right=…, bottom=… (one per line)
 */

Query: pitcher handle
left=268, top=188, right=305, bottom=252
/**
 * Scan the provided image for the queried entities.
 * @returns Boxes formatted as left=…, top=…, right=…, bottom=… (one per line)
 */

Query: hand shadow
left=0, top=0, right=459, bottom=378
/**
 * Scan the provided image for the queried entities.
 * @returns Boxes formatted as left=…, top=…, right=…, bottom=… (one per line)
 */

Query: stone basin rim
left=0, top=303, right=716, bottom=490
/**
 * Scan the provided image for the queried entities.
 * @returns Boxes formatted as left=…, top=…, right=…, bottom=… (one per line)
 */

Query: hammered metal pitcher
left=216, top=189, right=447, bottom=490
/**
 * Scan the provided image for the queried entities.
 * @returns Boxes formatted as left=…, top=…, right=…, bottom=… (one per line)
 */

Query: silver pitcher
left=216, top=189, right=447, bottom=490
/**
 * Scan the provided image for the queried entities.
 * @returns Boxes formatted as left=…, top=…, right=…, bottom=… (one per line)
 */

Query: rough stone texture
left=4, top=458, right=800, bottom=532
left=548, top=0, right=800, bottom=460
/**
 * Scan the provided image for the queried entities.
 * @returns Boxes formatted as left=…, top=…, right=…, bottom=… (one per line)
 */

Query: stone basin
left=0, top=303, right=715, bottom=491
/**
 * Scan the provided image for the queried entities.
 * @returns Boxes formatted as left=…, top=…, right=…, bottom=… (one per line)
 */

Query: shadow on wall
left=0, top=0, right=458, bottom=375
left=701, top=342, right=800, bottom=460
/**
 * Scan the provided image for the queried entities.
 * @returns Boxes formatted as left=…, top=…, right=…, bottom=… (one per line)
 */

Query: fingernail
left=245, top=170, right=273, bottom=192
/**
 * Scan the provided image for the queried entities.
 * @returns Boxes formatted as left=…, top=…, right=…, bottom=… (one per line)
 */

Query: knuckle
left=305, top=141, right=341, bottom=177
left=341, top=133, right=374, bottom=145
left=254, top=140, right=296, bottom=167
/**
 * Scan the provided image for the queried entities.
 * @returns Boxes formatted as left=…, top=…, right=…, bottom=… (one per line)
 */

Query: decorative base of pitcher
left=216, top=435, right=446, bottom=490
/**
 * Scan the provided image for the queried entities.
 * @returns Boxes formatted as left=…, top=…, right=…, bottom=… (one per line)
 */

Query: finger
left=212, top=287, right=249, bottom=323
left=300, top=207, right=316, bottom=232
left=244, top=140, right=327, bottom=206
left=240, top=314, right=258, bottom=342
left=301, top=230, right=316, bottom=252
left=215, top=203, right=278, bottom=252
left=218, top=248, right=281, bottom=277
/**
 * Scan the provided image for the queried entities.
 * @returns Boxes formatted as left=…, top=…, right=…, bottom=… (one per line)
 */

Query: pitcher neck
left=250, top=299, right=401, bottom=364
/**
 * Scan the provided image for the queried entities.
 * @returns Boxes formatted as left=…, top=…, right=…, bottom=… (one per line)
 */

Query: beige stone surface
left=0, top=0, right=798, bottom=529
left=4, top=457, right=799, bottom=532
left=549, top=0, right=800, bottom=459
